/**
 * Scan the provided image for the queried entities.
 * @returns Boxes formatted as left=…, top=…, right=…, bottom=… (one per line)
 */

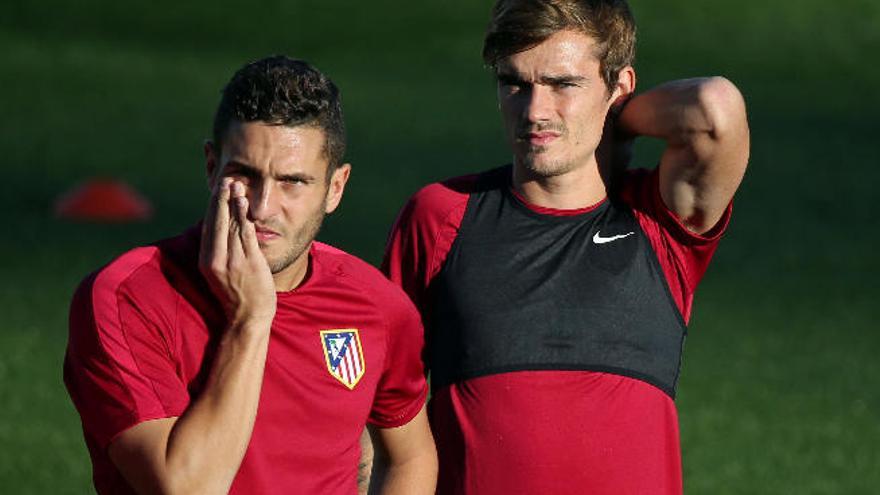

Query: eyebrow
left=497, top=70, right=588, bottom=87
left=223, top=160, right=318, bottom=183
left=540, top=74, right=588, bottom=86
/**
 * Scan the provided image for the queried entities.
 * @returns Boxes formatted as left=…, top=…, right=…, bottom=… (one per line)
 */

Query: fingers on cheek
left=244, top=222, right=257, bottom=245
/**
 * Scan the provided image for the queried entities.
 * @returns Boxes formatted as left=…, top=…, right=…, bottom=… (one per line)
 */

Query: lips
left=517, top=125, right=564, bottom=147
left=525, top=131, right=560, bottom=146
left=255, top=226, right=280, bottom=243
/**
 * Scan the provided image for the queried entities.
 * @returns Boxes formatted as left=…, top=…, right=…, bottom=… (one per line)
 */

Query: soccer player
left=382, top=1, right=749, bottom=494
left=64, top=56, right=437, bottom=495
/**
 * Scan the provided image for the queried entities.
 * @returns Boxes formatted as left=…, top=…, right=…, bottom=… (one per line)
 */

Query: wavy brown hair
left=483, top=0, right=636, bottom=93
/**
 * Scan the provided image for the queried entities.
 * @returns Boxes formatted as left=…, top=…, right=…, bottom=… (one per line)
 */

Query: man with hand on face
left=383, top=1, right=750, bottom=494
left=64, top=56, right=437, bottom=495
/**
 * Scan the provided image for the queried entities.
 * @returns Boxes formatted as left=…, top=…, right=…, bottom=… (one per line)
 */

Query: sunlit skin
left=496, top=30, right=634, bottom=208
left=205, top=122, right=350, bottom=292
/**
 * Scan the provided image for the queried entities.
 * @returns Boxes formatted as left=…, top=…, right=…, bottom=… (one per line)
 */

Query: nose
left=525, top=84, right=554, bottom=123
left=247, top=180, right=279, bottom=222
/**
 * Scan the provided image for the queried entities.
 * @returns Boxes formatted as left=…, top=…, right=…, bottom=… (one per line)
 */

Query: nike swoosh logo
left=592, top=231, right=635, bottom=244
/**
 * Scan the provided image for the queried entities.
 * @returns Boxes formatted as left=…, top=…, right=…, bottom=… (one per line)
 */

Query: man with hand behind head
left=383, top=1, right=749, bottom=493
left=65, top=55, right=437, bottom=495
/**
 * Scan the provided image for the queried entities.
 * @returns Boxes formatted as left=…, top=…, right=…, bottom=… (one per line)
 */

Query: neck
left=272, top=246, right=312, bottom=292
left=512, top=156, right=608, bottom=210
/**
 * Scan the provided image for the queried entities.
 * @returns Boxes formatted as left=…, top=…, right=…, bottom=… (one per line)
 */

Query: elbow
left=696, top=76, right=748, bottom=141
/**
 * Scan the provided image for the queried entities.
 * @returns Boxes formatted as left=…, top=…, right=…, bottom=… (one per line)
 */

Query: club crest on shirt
left=319, top=329, right=365, bottom=390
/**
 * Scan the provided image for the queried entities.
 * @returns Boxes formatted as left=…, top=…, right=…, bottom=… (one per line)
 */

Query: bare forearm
left=161, top=321, right=271, bottom=493
left=165, top=178, right=275, bottom=492
left=110, top=179, right=278, bottom=495
left=618, top=77, right=736, bottom=144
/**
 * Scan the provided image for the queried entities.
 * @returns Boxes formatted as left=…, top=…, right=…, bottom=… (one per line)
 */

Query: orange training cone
left=55, top=178, right=153, bottom=221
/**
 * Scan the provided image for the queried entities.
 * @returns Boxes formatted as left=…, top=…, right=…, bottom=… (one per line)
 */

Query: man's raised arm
left=107, top=179, right=276, bottom=495
left=618, top=77, right=750, bottom=234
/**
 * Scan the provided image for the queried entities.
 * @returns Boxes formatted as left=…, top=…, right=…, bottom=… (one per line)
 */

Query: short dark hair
left=483, top=0, right=636, bottom=93
left=212, top=55, right=346, bottom=172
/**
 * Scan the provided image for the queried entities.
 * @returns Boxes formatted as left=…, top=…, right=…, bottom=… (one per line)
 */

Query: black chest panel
left=427, top=166, right=687, bottom=397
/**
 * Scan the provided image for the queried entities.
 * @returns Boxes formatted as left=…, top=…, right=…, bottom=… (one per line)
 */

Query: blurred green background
left=1, top=0, right=878, bottom=493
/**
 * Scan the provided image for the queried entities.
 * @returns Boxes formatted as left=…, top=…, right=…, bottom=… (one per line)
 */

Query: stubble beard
left=262, top=208, right=326, bottom=275
left=514, top=122, right=579, bottom=178
left=519, top=148, right=577, bottom=178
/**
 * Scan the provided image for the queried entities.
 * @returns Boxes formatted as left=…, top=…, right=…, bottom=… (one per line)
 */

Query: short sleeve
left=367, top=294, right=428, bottom=428
left=64, top=264, right=190, bottom=449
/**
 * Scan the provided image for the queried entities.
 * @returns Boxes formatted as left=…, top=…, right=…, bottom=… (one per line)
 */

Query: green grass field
left=2, top=0, right=878, bottom=492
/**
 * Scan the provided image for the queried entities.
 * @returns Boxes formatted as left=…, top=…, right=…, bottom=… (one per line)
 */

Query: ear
left=324, top=163, right=352, bottom=214
left=609, top=66, right=636, bottom=111
left=204, top=140, right=219, bottom=188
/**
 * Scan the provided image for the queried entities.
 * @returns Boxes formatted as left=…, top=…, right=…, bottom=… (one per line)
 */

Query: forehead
left=221, top=121, right=328, bottom=173
left=497, top=30, right=601, bottom=77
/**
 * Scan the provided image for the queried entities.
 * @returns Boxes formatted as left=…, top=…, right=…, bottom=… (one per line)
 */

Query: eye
left=554, top=81, right=578, bottom=90
left=278, top=176, right=311, bottom=190
left=503, top=83, right=531, bottom=99
left=498, top=76, right=528, bottom=96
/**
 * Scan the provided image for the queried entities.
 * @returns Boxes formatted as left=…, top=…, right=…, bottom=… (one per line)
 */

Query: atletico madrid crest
left=320, top=329, right=365, bottom=389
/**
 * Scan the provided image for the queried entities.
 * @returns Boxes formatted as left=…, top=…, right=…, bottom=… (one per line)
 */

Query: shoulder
left=66, top=245, right=168, bottom=370
left=389, top=167, right=510, bottom=246
left=81, top=246, right=164, bottom=313
left=313, top=242, right=416, bottom=314
left=383, top=167, right=510, bottom=296
left=399, top=172, right=480, bottom=227
left=71, top=230, right=197, bottom=333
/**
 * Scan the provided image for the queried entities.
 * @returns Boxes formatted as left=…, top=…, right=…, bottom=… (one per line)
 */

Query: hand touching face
left=199, top=177, right=277, bottom=327
left=204, top=122, right=351, bottom=292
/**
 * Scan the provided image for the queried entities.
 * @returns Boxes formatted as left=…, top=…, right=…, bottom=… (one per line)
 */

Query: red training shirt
left=382, top=167, right=730, bottom=495
left=65, top=227, right=428, bottom=494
